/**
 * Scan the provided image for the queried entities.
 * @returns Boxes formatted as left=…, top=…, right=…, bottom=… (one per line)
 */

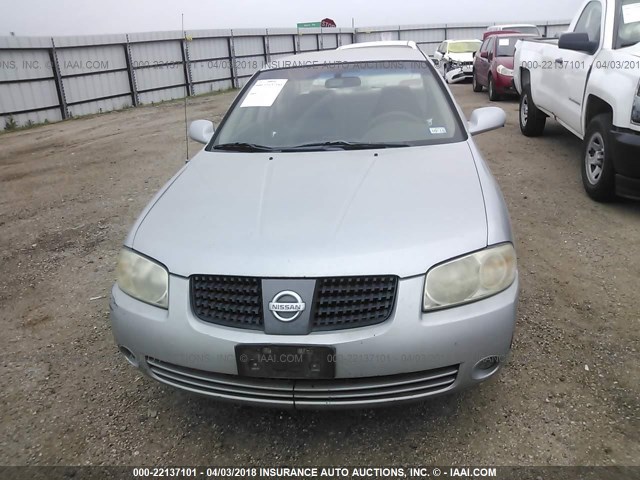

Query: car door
left=475, top=38, right=491, bottom=85
left=485, top=37, right=496, bottom=81
left=434, top=42, right=447, bottom=75
left=556, top=0, right=603, bottom=135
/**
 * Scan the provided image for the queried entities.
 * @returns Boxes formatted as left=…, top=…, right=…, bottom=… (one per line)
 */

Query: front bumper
left=495, top=73, right=516, bottom=95
left=110, top=275, right=519, bottom=409
left=445, top=67, right=473, bottom=84
left=611, top=127, right=640, bottom=200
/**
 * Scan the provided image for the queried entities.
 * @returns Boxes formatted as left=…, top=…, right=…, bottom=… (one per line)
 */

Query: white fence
left=0, top=20, right=570, bottom=129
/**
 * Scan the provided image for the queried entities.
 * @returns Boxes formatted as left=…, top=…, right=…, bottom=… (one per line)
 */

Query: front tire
left=472, top=71, right=483, bottom=92
left=488, top=75, right=500, bottom=101
left=582, top=113, right=615, bottom=202
left=519, top=87, right=546, bottom=136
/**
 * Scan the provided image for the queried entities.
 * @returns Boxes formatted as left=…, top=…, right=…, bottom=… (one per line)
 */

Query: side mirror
left=468, top=107, right=505, bottom=135
left=558, top=32, right=598, bottom=54
left=189, top=120, right=215, bottom=144
left=480, top=51, right=489, bottom=59
left=433, top=58, right=440, bottom=66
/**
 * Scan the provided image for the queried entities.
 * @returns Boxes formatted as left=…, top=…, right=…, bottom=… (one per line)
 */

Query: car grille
left=190, top=275, right=263, bottom=329
left=146, top=357, right=458, bottom=408
left=190, top=275, right=398, bottom=331
left=312, top=276, right=398, bottom=330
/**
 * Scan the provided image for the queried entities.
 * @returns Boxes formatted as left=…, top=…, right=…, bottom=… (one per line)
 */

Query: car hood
left=131, top=143, right=488, bottom=278
left=494, top=57, right=514, bottom=69
left=446, top=52, right=475, bottom=62
left=619, top=43, right=640, bottom=58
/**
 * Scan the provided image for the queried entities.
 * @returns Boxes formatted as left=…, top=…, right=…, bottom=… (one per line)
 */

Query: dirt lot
left=0, top=85, right=638, bottom=468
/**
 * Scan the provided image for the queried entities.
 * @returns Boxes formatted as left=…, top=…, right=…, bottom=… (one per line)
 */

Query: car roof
left=487, top=32, right=537, bottom=38
left=262, top=42, right=427, bottom=70
left=338, top=40, right=419, bottom=50
left=446, top=39, right=482, bottom=43
left=492, top=23, right=538, bottom=28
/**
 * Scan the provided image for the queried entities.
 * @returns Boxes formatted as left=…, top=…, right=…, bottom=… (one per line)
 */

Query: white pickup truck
left=514, top=0, right=640, bottom=201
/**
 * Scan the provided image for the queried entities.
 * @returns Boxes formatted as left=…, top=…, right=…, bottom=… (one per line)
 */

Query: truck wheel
left=582, top=114, right=615, bottom=202
left=472, top=71, right=483, bottom=92
left=519, top=87, right=546, bottom=136
left=488, top=76, right=500, bottom=101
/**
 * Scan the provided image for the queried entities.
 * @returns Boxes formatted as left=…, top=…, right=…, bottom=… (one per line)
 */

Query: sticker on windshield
left=430, top=127, right=447, bottom=135
left=240, top=79, right=288, bottom=107
left=498, top=38, right=510, bottom=46
left=622, top=2, right=640, bottom=23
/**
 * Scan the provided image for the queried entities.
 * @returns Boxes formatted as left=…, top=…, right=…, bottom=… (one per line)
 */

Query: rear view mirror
left=325, top=76, right=361, bottom=88
left=558, top=32, right=598, bottom=54
left=468, top=107, right=505, bottom=135
left=189, top=120, right=215, bottom=144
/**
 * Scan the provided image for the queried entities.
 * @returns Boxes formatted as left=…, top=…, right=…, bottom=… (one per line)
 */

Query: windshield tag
left=430, top=127, right=447, bottom=135
left=499, top=38, right=510, bottom=46
left=240, top=79, right=288, bottom=107
left=622, top=3, right=640, bottom=23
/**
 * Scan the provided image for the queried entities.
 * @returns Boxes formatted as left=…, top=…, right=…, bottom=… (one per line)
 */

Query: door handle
left=555, top=58, right=564, bottom=64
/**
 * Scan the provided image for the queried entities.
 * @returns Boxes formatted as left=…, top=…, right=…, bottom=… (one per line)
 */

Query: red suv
left=472, top=33, right=535, bottom=101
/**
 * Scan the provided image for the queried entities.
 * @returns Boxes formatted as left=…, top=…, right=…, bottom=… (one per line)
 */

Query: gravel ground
left=0, top=84, right=638, bottom=468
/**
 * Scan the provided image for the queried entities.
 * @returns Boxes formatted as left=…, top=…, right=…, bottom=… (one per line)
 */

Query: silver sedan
left=110, top=41, right=518, bottom=409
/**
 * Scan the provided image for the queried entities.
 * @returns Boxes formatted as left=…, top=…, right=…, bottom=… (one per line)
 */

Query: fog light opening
left=119, top=345, right=138, bottom=367
left=472, top=355, right=501, bottom=380
left=478, top=356, right=499, bottom=370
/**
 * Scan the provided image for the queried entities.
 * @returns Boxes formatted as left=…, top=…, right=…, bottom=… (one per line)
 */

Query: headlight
left=423, top=243, right=517, bottom=311
left=449, top=60, right=462, bottom=69
left=632, top=79, right=640, bottom=125
left=497, top=65, right=514, bottom=77
left=116, top=249, right=169, bottom=308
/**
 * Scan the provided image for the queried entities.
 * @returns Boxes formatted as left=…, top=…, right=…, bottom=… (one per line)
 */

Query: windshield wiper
left=212, top=142, right=276, bottom=152
left=283, top=141, right=410, bottom=151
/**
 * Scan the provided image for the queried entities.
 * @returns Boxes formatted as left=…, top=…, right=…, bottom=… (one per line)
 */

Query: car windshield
left=618, top=0, right=640, bottom=48
left=496, top=37, right=526, bottom=56
left=447, top=41, right=482, bottom=53
left=209, top=61, right=466, bottom=151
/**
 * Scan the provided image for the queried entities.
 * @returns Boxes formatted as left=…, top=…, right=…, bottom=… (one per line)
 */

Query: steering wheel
left=367, top=111, right=423, bottom=130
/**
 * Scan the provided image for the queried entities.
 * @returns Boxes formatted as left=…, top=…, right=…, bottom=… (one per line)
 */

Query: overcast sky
left=2, top=0, right=584, bottom=37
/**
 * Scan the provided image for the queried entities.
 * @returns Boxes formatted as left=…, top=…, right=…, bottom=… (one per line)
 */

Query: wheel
left=581, top=113, right=616, bottom=202
left=519, top=87, right=546, bottom=136
left=488, top=75, right=500, bottom=101
left=472, top=71, right=483, bottom=92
